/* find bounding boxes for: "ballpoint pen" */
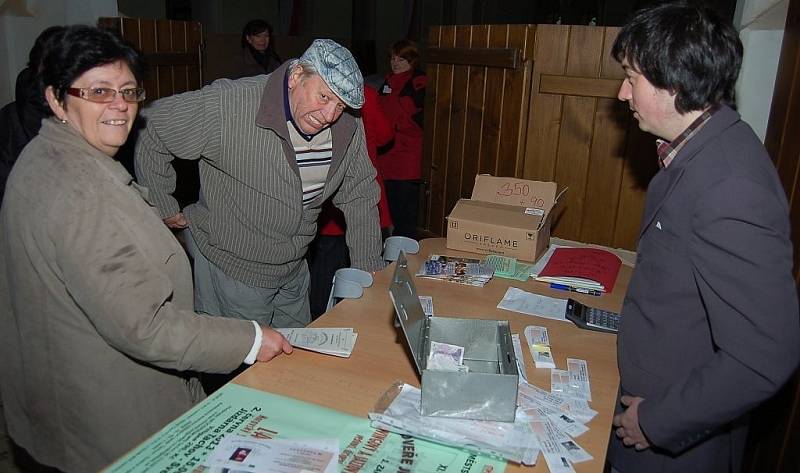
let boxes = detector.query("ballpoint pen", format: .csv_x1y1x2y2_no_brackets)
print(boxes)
549,283,603,296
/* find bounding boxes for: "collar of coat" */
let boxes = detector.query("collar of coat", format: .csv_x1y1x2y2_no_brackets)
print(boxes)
254,61,359,180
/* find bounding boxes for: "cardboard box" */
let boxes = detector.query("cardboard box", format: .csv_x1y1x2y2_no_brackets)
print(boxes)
389,253,518,422
446,175,566,262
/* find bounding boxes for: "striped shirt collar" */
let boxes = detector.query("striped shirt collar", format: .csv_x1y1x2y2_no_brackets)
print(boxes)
656,105,718,169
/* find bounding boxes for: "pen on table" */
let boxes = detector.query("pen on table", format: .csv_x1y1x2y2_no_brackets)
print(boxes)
549,283,603,296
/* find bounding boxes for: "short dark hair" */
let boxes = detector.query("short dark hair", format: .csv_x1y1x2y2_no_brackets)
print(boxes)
390,39,420,70
241,19,274,51
28,26,66,72
611,1,743,113
40,25,145,114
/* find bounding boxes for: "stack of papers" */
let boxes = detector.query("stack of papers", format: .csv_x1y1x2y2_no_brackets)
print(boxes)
485,254,535,281
369,384,541,465
416,254,494,287
517,362,597,473
276,327,357,358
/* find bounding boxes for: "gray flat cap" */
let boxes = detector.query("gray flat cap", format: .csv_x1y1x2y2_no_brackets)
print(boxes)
299,39,364,109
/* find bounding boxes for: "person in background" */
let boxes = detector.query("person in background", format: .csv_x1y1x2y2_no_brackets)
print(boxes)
0,26,65,202
308,83,394,319
232,19,281,78
377,39,426,239
0,25,291,472
607,3,799,472
135,39,384,332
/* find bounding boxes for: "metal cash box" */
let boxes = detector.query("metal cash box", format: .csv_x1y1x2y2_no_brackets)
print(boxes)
389,253,519,422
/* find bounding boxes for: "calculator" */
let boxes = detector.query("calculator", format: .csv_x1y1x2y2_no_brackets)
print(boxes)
565,299,621,333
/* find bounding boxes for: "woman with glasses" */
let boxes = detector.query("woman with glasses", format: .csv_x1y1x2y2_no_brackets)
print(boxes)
0,25,291,472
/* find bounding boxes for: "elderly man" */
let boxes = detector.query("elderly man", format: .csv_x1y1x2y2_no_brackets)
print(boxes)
608,2,799,473
136,39,383,328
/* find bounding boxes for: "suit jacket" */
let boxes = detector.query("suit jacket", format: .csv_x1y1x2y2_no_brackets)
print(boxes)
0,119,255,472
608,105,800,473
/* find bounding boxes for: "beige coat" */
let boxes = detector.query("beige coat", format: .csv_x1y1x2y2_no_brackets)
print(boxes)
0,119,256,472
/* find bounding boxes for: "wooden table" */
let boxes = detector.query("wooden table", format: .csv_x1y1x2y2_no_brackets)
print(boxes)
235,238,630,472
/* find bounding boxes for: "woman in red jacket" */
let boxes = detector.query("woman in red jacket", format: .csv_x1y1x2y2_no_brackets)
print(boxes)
307,84,393,319
377,39,426,239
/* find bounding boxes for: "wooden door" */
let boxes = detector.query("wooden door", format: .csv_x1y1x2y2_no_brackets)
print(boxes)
422,23,655,251
522,24,655,250
422,24,535,238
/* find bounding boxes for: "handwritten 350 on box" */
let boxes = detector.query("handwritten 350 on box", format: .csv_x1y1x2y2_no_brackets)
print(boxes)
446,174,567,263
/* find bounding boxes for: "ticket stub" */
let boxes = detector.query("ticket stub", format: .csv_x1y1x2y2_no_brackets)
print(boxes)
524,325,550,345
528,413,576,473
561,398,598,424
531,345,556,369
418,296,434,316
525,409,593,464
551,369,570,395
567,358,592,402
525,326,555,369
485,254,517,278
511,334,528,382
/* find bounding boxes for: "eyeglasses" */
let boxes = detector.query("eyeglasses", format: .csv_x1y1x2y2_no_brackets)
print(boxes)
65,87,146,103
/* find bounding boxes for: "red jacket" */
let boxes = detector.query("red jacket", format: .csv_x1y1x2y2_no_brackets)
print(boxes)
376,69,426,181
318,85,393,235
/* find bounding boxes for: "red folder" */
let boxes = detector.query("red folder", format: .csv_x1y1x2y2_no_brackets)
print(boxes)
536,247,622,292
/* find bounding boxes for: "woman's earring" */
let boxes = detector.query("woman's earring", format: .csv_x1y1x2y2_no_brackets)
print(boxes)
60,118,67,124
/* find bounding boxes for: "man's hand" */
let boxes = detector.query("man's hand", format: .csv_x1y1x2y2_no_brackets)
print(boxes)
613,395,651,451
163,212,188,229
256,326,293,362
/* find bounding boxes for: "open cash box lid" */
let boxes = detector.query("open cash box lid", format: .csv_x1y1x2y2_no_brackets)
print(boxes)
388,252,428,374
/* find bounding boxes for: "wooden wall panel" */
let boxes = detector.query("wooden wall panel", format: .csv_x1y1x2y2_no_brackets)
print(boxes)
99,17,203,104
478,25,505,176
424,25,454,236
157,21,175,99
523,25,569,182
495,26,530,179
441,26,471,229
461,25,489,198
420,26,440,237
522,24,652,250
422,23,651,250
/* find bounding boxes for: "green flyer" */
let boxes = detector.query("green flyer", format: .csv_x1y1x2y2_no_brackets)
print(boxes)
106,383,506,473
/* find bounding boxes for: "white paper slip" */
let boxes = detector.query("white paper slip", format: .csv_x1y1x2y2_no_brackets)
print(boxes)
497,287,569,321
545,409,589,438
418,295,434,316
529,413,576,473
523,409,592,463
551,369,571,396
524,325,550,345
511,334,528,383
517,381,571,412
559,437,593,464
204,435,338,473
276,327,357,358
567,358,592,402
524,326,556,369
563,398,598,424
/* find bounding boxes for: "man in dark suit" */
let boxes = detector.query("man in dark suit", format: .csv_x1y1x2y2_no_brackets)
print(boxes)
607,2,800,472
